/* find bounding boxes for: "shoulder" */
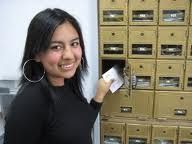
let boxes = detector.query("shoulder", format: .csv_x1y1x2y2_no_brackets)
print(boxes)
8,82,49,118
16,82,47,104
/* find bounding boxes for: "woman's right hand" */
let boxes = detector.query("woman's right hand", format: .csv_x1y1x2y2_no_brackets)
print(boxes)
93,78,113,103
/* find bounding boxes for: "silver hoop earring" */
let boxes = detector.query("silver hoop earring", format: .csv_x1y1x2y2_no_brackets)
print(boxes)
22,59,45,83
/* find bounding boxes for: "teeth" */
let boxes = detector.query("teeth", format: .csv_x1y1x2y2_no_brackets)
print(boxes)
61,64,73,69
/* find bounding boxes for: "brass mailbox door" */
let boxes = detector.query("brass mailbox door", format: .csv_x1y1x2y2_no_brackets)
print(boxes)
100,26,127,57
129,0,158,25
129,26,157,58
119,90,154,119
101,89,154,118
187,27,192,59
101,121,125,144
156,60,184,90
157,27,187,59
152,125,177,144
159,0,190,25
101,90,122,117
154,91,192,120
128,59,156,89
184,61,192,91
99,0,128,25
178,126,192,144
126,123,151,144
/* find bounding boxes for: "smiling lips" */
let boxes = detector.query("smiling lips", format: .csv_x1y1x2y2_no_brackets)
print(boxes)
60,63,74,70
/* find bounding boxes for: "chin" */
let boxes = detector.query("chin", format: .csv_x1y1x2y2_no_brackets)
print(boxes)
64,72,76,79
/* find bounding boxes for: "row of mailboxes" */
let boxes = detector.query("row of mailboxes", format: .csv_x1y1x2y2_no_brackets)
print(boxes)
101,121,192,144
99,0,192,25
101,90,192,120
100,59,192,91
99,26,192,59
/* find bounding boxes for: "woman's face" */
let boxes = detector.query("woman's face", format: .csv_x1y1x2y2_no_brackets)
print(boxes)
37,22,82,86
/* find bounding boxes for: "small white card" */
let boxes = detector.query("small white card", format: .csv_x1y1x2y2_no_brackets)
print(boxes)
102,66,123,93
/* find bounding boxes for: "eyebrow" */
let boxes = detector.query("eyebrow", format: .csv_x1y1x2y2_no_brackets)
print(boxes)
70,37,80,42
50,37,80,44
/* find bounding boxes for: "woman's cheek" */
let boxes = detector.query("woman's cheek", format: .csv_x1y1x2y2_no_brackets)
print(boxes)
74,47,82,59
46,53,61,65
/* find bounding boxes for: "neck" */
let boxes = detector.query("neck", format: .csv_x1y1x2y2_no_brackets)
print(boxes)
47,76,65,86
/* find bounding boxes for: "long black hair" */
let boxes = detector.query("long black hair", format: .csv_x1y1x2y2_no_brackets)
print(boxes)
20,8,88,101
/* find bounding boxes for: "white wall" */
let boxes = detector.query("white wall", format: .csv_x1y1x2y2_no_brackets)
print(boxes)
0,0,100,144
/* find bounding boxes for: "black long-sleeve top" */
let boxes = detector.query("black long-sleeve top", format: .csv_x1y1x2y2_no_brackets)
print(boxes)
4,82,102,144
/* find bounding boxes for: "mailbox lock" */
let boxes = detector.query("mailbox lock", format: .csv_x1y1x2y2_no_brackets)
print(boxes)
111,0,115,2
112,32,115,36
170,33,174,37
163,131,166,133
180,96,184,100
140,33,144,36
136,129,140,132
168,66,172,69
139,65,143,68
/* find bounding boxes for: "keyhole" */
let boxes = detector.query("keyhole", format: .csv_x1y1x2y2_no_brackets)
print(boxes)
168,66,172,69
112,32,115,36
170,33,174,36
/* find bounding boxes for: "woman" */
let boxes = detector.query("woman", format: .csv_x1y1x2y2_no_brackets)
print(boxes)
4,8,112,144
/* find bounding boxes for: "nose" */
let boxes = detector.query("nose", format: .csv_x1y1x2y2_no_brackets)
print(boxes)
62,45,73,59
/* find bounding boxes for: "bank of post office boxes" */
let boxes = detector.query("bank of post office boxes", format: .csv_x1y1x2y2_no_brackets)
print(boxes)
100,121,125,144
178,126,192,144
187,27,192,59
159,0,190,25
184,61,192,91
129,0,158,25
128,26,157,58
100,26,127,57
126,123,151,144
156,60,184,90
157,27,187,59
154,91,192,120
101,89,154,119
99,0,128,25
152,125,178,144
128,59,155,90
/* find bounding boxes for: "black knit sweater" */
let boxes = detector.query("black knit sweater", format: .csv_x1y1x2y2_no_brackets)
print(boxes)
4,82,102,144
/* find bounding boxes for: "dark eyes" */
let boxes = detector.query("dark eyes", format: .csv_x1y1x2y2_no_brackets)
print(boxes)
50,45,63,51
49,41,80,51
71,41,80,47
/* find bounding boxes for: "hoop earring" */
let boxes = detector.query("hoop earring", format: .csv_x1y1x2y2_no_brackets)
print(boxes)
22,59,45,83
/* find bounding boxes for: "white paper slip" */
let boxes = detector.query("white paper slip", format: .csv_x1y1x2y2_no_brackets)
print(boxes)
102,65,124,93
